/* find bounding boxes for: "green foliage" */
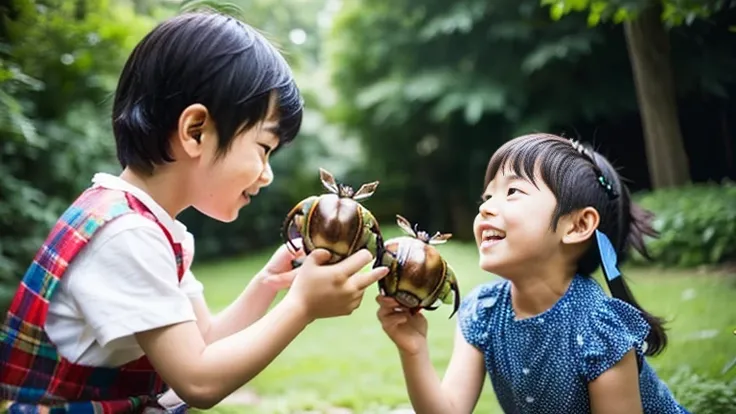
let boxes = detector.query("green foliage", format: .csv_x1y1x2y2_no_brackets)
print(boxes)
327,0,736,241
327,0,639,236
633,182,736,267
0,0,157,311
540,0,736,27
180,0,245,17
668,366,736,414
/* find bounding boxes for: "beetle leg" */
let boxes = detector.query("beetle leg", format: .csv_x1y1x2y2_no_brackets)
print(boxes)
281,206,302,253
281,197,316,254
361,210,388,292
445,265,461,319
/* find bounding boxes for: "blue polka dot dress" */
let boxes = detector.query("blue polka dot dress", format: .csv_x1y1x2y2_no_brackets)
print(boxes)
458,274,690,413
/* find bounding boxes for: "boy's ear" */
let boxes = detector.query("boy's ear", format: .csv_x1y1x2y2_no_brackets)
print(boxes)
177,104,212,159
561,207,600,245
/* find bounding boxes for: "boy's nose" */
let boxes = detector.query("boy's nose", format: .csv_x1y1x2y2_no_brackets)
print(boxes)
259,162,274,187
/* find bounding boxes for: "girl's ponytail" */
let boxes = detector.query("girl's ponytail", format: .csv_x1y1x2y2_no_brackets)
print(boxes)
614,185,668,356
571,139,668,357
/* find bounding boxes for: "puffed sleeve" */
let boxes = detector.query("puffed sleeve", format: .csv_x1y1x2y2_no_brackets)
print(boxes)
578,298,650,382
458,281,505,350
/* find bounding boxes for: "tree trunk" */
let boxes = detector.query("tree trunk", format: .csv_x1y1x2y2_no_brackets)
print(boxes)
722,108,734,178
623,2,691,188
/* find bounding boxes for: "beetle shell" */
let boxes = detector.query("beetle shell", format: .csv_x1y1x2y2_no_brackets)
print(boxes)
379,236,448,309
305,194,368,261
281,168,382,268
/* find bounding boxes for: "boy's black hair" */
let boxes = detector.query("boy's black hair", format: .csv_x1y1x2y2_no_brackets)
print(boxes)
483,133,667,357
112,11,303,174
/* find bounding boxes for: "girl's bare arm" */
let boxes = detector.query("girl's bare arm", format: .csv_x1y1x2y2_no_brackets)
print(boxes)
400,326,487,414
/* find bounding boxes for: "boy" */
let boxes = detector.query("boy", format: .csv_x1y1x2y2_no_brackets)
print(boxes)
0,11,388,413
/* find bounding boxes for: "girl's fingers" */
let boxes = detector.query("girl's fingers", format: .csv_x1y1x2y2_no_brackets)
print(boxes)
380,312,408,329
376,304,397,318
375,294,405,308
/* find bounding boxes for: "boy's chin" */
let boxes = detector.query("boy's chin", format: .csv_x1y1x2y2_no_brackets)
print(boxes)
196,205,241,224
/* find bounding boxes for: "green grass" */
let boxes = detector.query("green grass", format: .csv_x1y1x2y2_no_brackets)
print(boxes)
191,227,736,413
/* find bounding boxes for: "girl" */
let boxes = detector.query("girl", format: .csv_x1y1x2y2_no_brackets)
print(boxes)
377,133,688,413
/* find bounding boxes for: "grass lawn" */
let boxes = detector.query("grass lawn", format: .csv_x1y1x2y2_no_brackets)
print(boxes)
191,226,736,413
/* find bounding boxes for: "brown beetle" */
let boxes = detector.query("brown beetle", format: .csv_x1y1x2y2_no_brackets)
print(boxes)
282,168,383,268
376,215,461,318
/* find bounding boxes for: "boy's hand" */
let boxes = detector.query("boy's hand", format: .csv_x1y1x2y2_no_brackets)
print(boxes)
376,295,429,356
258,238,306,292
284,248,389,321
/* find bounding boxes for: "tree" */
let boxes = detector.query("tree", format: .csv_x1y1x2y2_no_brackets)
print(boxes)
327,0,644,237
540,0,735,188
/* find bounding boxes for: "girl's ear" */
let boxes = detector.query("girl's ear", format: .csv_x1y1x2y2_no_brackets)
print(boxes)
561,207,599,245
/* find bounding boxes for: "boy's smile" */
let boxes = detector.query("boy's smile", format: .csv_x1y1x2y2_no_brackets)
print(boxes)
181,95,282,223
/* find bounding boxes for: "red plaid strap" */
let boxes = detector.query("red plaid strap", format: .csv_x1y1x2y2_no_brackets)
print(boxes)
0,186,186,413
123,192,185,282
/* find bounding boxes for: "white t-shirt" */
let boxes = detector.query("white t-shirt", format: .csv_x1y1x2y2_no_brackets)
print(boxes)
45,173,205,368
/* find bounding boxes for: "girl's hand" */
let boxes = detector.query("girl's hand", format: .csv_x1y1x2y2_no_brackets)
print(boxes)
376,295,429,356
257,238,306,292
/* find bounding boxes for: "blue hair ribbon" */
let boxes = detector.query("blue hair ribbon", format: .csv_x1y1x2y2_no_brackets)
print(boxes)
596,229,620,281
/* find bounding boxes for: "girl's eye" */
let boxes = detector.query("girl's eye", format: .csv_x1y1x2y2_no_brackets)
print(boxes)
508,187,520,196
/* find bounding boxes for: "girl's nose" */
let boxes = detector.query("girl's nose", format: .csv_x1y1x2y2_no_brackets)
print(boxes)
478,198,498,217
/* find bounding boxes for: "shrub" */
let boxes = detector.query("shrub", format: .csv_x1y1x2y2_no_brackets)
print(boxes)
667,366,736,414
633,182,736,267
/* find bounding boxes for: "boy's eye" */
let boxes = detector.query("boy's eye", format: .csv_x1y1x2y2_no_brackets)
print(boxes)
258,143,272,155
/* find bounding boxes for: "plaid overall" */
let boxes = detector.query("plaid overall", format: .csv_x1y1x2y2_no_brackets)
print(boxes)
0,186,185,413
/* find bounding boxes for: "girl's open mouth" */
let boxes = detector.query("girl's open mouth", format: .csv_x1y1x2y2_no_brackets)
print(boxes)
481,228,506,249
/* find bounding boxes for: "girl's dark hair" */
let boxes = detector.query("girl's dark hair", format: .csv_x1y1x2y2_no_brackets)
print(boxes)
484,133,667,356
112,11,303,174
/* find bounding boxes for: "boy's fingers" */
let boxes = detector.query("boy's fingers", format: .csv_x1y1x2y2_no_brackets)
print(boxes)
303,248,332,266
349,266,388,290
332,249,374,277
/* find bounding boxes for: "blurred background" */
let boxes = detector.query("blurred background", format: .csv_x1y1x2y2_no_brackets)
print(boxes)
1,0,735,412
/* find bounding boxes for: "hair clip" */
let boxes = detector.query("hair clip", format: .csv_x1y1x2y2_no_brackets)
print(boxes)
569,139,618,200
597,174,618,200
569,139,586,156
